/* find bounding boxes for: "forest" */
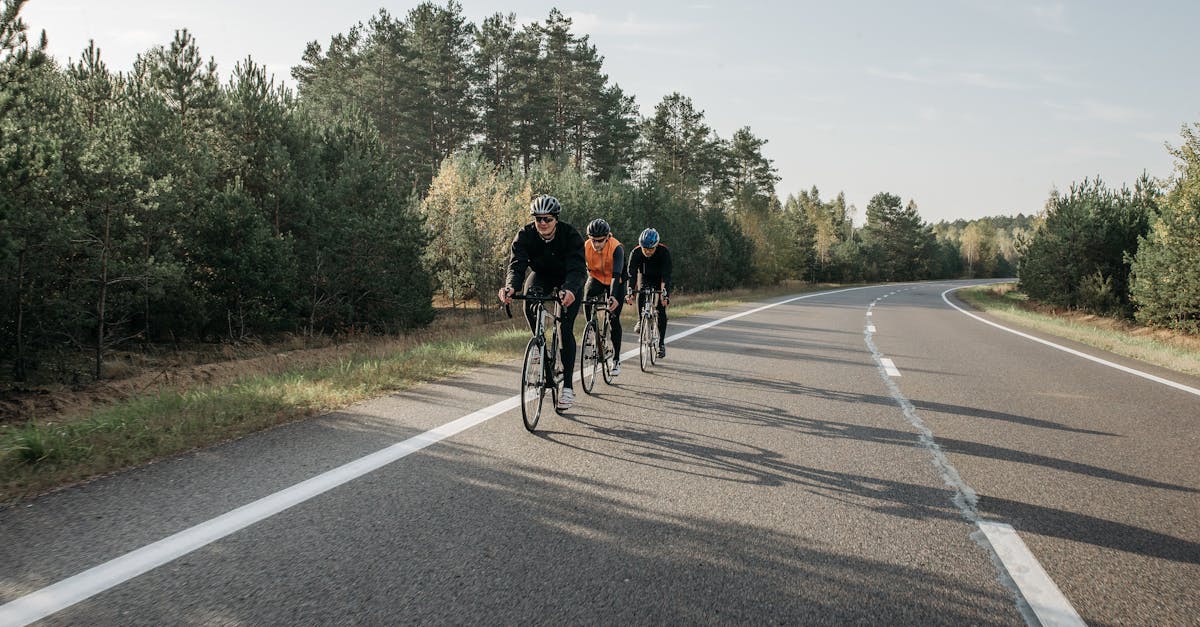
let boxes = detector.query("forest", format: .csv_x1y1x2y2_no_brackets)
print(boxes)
2,0,1197,384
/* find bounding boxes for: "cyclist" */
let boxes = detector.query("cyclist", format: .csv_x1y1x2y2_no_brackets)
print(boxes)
498,195,587,410
626,227,673,359
582,218,626,376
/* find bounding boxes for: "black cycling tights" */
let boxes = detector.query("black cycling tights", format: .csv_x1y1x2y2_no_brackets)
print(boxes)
636,292,667,345
583,279,623,356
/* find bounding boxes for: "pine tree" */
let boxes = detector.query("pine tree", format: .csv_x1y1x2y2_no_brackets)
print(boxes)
1131,123,1200,332
642,93,712,207
861,193,934,281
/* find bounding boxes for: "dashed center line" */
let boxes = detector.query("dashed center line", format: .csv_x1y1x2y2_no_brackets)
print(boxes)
865,287,1082,627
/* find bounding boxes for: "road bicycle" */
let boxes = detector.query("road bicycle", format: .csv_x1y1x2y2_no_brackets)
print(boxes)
505,289,567,431
636,287,663,372
579,295,617,394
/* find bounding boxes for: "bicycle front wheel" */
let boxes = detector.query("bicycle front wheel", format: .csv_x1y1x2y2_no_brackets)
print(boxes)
580,321,600,395
639,316,653,372
520,338,547,431
649,317,659,366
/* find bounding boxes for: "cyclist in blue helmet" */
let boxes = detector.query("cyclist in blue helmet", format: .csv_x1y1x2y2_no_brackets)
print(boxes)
626,228,673,358
498,194,587,410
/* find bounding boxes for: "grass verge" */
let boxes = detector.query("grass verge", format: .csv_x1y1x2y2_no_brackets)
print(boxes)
957,283,1200,378
0,283,822,503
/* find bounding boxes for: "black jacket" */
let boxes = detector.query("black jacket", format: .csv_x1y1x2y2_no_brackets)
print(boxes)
505,221,588,296
627,244,673,293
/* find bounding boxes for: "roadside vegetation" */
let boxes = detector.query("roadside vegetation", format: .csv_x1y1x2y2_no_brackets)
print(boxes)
958,283,1200,378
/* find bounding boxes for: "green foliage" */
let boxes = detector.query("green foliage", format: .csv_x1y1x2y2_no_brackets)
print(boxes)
421,150,524,305
1131,123,1200,333
1019,176,1156,314
860,193,935,281
1077,270,1119,315
1,18,437,382
0,0,47,118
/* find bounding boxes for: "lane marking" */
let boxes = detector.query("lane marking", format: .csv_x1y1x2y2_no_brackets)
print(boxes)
0,397,521,626
942,287,1200,398
978,522,1087,627
868,324,876,333
864,297,1080,627
880,357,901,377
2,285,884,625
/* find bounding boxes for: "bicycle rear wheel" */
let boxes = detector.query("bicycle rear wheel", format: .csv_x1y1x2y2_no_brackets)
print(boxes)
639,317,653,372
580,321,600,395
520,338,547,431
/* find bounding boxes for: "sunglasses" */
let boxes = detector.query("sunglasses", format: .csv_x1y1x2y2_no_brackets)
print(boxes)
589,236,608,244
534,215,556,223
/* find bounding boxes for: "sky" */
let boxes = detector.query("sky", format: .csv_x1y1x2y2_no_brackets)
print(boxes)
18,0,1200,224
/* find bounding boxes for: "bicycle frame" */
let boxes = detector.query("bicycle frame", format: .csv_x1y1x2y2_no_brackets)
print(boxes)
581,296,616,392
506,290,566,430
636,287,662,371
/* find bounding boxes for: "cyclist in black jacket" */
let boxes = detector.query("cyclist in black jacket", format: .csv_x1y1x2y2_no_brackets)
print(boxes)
625,228,672,358
498,195,587,410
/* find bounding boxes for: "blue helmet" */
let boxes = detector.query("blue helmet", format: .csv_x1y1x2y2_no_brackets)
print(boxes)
638,228,659,248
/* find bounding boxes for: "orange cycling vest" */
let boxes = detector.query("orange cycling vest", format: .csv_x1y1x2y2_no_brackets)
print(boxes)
585,236,622,286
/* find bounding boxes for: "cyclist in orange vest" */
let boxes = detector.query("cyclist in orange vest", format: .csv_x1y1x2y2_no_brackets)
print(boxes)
582,219,627,376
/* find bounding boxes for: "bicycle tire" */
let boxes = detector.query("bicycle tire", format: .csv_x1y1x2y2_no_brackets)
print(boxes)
550,329,566,415
580,320,600,395
639,316,653,372
520,338,546,431
650,313,661,365
600,320,614,385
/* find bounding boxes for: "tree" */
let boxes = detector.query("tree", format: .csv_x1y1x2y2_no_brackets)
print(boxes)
421,150,523,305
403,1,477,189
1,0,53,379
67,43,152,378
861,193,934,281
1019,177,1155,313
0,0,45,118
474,12,518,167
642,92,712,207
728,126,780,202
587,83,639,182
1130,123,1200,332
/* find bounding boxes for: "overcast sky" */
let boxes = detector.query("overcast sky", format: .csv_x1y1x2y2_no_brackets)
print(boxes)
20,0,1199,224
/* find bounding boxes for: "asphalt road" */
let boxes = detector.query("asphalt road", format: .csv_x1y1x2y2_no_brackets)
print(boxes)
2,281,1197,625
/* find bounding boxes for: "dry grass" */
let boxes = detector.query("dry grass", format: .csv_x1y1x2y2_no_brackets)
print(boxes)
958,283,1200,377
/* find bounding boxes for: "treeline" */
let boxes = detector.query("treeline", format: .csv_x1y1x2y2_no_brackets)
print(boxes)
1,3,433,382
5,0,1195,385
1018,124,1200,332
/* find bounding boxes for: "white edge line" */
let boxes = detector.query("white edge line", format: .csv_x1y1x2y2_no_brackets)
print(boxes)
1,284,881,626
977,521,1086,627
942,287,1200,398
0,396,521,626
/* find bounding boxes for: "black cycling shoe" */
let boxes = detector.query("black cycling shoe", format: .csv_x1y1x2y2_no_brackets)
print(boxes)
657,343,666,358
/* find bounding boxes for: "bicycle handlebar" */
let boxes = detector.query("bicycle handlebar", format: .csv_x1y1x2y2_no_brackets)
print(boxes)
500,289,562,319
